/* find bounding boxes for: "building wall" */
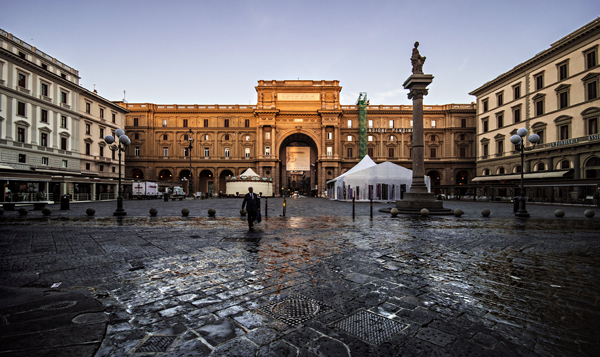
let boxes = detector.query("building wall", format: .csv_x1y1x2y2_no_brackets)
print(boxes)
471,18,600,182
121,80,476,196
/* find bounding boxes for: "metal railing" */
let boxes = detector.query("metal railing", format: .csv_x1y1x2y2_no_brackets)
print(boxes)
4,192,53,202
99,193,116,200
73,193,89,201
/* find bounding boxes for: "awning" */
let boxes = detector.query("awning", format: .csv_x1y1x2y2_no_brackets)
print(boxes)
0,177,52,182
34,169,81,175
0,165,15,170
471,170,569,182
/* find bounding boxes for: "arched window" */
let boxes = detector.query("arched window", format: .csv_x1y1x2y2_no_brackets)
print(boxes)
536,162,546,171
497,167,505,175
225,134,230,140
560,160,570,169
483,169,490,175
460,134,465,141
163,134,168,140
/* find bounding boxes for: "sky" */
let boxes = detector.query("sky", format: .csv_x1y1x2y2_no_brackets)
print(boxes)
1,0,599,106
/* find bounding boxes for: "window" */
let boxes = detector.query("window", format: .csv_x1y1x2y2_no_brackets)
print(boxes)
534,96,545,116
61,137,67,150
99,146,104,157
482,119,489,133
389,120,394,128
327,132,332,140
62,160,67,168
85,124,91,135
41,133,48,147
184,147,189,157
265,146,270,156
430,148,436,158
42,157,49,166
245,148,250,157
482,144,488,158
388,148,394,158
389,135,394,142
100,165,104,172
265,132,271,140
368,147,374,157
461,118,467,128
100,128,104,138
41,83,49,97
61,116,67,128
459,147,466,158
163,147,168,157
535,130,545,144
204,147,209,157
558,62,568,80
224,148,230,157
112,150,115,160
245,119,250,127
41,63,48,70
133,118,139,126
431,120,436,128
85,143,91,155
410,120,413,127
368,135,373,142
112,167,115,173
583,73,599,101
163,134,168,140
85,102,90,113
483,169,490,176
347,120,352,128
513,84,521,99
347,135,352,142
183,119,188,127
559,91,569,109
100,108,104,119
588,117,598,135
245,135,250,141
498,167,505,175
112,113,116,123
430,135,436,142
204,134,209,140
85,163,90,170
17,127,25,143
17,154,25,163
368,120,373,128
18,52,26,59
347,148,353,158
224,134,229,140
497,93,503,106
460,134,465,141
560,160,570,169
497,140,504,155
60,91,67,104
61,73,66,79
497,114,503,128
224,119,229,127
409,148,413,158
134,133,139,140
559,125,569,140
204,119,208,127
18,73,26,88
482,99,488,112
162,119,167,127
17,101,26,116
585,47,597,69
135,147,140,156
534,73,544,90
537,162,546,171
327,146,333,156
513,107,521,123
41,109,48,123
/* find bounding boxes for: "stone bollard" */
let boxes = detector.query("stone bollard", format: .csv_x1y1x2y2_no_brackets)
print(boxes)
86,208,95,216
149,208,158,216
481,209,491,217
454,208,464,217
420,208,429,216
554,209,565,217
182,208,190,216
240,209,247,216
584,209,595,218
18,207,28,216
208,208,216,217
42,208,52,216
390,208,399,217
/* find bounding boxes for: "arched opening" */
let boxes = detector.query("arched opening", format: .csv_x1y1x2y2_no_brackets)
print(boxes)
219,170,234,196
158,169,172,181
199,169,213,195
558,160,571,169
585,156,600,178
427,170,441,194
279,133,318,196
179,169,191,194
132,168,144,180
497,167,505,175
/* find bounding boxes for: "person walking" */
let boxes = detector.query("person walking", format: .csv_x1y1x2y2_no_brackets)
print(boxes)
241,186,260,230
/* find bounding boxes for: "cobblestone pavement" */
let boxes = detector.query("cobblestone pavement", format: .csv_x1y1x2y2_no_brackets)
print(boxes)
0,198,599,356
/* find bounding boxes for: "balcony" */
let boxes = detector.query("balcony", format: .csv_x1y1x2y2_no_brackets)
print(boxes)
17,86,30,95
60,102,71,109
39,95,52,102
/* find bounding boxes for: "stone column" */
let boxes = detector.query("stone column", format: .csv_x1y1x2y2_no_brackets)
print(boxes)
404,76,432,193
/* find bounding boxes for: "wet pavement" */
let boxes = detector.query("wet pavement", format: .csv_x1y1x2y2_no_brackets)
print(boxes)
0,197,599,356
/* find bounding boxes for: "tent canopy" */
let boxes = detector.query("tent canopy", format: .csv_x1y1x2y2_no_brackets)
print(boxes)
239,168,260,177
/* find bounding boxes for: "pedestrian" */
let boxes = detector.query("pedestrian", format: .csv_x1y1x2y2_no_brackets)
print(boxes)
241,186,260,230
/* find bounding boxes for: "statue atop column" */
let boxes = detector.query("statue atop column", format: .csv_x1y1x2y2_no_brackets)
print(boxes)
411,41,426,74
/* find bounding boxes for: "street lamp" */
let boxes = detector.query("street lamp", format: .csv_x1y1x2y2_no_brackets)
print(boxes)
510,128,540,217
104,128,130,216
185,128,194,197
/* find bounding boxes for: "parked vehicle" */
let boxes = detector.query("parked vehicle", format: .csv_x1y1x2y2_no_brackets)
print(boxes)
132,182,162,199
172,186,185,197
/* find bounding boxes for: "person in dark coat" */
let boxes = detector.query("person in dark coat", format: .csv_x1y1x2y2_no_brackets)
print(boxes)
241,186,260,230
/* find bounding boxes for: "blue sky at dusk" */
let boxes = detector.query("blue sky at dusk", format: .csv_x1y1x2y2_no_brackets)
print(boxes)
1,0,598,105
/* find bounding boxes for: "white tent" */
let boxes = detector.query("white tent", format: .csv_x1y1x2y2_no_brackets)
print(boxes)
326,158,430,201
226,168,273,196
326,155,377,200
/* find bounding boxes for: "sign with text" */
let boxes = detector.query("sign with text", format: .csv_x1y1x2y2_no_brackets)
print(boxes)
278,93,320,101
286,147,310,171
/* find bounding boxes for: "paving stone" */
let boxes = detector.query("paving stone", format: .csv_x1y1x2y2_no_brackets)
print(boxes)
196,318,243,347
209,337,258,357
415,327,456,348
397,337,453,357
299,336,350,357
257,340,299,357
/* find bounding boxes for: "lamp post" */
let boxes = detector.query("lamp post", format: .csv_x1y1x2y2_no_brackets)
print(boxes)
104,129,130,216
185,128,194,197
510,128,540,217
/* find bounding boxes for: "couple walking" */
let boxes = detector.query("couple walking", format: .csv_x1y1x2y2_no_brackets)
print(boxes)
241,187,261,230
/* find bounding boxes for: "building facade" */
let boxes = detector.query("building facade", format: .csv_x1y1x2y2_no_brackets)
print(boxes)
120,80,476,197
470,18,600,202
0,29,129,202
